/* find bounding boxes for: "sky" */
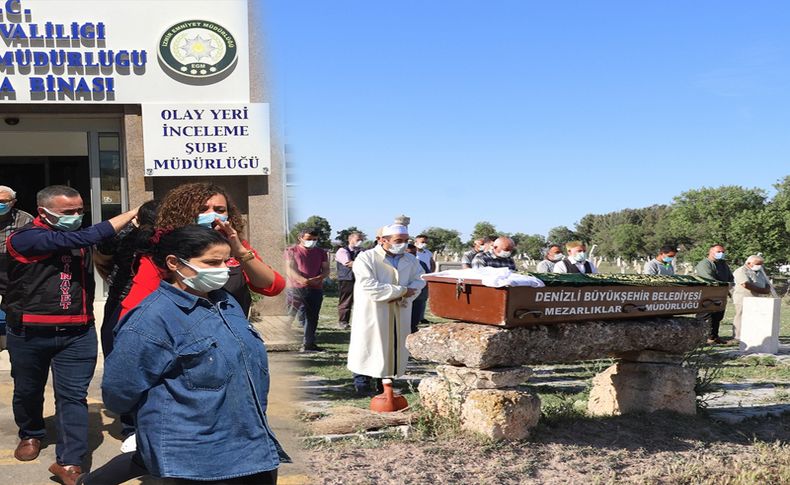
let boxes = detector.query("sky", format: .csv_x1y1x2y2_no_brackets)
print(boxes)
258,1,790,242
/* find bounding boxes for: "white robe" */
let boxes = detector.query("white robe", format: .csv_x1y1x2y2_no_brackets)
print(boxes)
347,245,426,378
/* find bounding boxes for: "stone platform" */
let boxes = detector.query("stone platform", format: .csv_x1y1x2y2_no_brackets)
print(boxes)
407,317,706,368
407,318,708,441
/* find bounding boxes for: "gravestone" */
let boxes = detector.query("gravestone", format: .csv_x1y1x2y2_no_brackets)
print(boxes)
739,297,781,354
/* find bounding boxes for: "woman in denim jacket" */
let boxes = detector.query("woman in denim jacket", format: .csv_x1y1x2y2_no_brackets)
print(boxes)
80,225,287,484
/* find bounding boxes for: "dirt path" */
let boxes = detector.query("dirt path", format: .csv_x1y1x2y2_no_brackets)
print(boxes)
305,412,789,484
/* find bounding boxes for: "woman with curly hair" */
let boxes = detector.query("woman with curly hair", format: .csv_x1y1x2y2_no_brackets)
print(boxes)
120,182,285,319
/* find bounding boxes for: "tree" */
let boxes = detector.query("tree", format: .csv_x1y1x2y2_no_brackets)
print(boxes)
336,226,367,246
574,214,597,244
666,185,766,251
610,223,644,260
639,205,674,255
728,207,788,268
470,221,498,243
511,233,545,260
767,175,790,264
421,227,464,255
289,215,332,249
770,175,790,235
547,226,578,246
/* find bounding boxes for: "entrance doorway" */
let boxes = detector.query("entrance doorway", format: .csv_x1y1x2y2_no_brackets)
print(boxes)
0,116,126,298
1,154,92,223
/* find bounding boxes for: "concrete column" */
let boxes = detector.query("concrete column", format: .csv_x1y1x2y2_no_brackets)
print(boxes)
248,0,287,315
123,105,153,207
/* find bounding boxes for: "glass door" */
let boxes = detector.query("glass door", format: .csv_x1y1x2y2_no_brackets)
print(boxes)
0,114,126,301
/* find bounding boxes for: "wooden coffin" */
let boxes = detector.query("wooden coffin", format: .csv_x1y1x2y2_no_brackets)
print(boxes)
424,275,729,327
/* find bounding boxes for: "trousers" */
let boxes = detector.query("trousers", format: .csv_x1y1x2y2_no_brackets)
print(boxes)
7,324,97,466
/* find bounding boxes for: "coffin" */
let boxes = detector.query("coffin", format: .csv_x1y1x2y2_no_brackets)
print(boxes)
424,273,729,327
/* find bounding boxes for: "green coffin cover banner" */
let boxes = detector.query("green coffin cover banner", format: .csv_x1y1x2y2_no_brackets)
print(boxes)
526,273,728,287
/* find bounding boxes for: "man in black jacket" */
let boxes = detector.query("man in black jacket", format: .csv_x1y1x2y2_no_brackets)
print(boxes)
2,185,137,485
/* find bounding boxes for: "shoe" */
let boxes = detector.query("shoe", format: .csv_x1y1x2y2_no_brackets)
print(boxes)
48,463,82,485
715,337,731,345
300,344,325,352
706,338,717,345
354,385,375,397
420,319,430,324
336,322,351,330
120,433,137,453
14,437,41,461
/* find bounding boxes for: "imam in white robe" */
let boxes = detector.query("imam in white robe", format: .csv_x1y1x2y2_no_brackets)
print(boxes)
347,245,426,378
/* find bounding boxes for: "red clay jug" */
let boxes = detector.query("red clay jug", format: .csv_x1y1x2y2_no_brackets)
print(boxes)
370,379,408,412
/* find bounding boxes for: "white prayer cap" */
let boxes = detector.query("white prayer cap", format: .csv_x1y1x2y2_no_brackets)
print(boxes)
382,224,408,237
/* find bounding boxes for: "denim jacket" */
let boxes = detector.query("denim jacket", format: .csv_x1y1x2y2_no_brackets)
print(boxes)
102,281,288,480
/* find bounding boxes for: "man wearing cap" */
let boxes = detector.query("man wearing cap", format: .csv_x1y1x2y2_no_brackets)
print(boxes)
553,241,598,274
471,236,517,270
347,224,426,395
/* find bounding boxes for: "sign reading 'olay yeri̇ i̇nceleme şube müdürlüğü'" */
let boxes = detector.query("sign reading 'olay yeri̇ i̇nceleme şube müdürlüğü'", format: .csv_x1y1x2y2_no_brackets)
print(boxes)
142,103,270,177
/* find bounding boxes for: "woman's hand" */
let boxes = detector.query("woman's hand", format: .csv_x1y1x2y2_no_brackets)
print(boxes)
214,219,246,257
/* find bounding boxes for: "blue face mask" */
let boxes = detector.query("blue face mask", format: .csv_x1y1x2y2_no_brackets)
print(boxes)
714,251,725,260
0,202,11,215
42,207,83,232
662,256,674,263
196,212,228,228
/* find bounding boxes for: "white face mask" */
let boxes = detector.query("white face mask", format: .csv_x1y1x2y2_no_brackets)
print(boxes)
750,264,762,272
177,259,230,293
353,240,363,248
572,252,587,263
387,242,407,255
551,253,564,262
495,250,512,259
415,242,427,250
302,240,318,249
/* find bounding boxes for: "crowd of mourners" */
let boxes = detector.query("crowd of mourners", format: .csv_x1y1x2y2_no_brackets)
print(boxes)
0,183,286,485
289,223,778,398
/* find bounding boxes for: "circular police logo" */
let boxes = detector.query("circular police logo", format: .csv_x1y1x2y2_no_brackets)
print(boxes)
158,20,239,85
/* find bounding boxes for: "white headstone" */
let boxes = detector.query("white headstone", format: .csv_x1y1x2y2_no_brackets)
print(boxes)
739,297,781,354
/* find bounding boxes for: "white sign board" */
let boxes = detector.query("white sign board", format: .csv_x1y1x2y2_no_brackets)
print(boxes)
0,0,250,103
142,103,270,177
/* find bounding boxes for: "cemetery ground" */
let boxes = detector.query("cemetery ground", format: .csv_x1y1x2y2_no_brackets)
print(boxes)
297,293,790,484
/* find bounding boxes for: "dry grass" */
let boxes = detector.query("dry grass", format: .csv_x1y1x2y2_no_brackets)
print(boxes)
306,413,790,484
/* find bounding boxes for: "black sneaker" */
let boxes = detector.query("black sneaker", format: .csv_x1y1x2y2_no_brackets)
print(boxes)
354,384,375,397
373,378,384,394
300,344,325,353
420,319,430,324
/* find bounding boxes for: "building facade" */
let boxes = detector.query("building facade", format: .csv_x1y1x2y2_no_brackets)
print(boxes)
0,0,287,313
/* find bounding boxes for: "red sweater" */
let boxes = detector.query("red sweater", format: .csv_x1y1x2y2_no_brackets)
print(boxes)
120,242,285,317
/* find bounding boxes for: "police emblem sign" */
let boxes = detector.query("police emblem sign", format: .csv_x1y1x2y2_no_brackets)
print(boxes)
157,20,239,85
